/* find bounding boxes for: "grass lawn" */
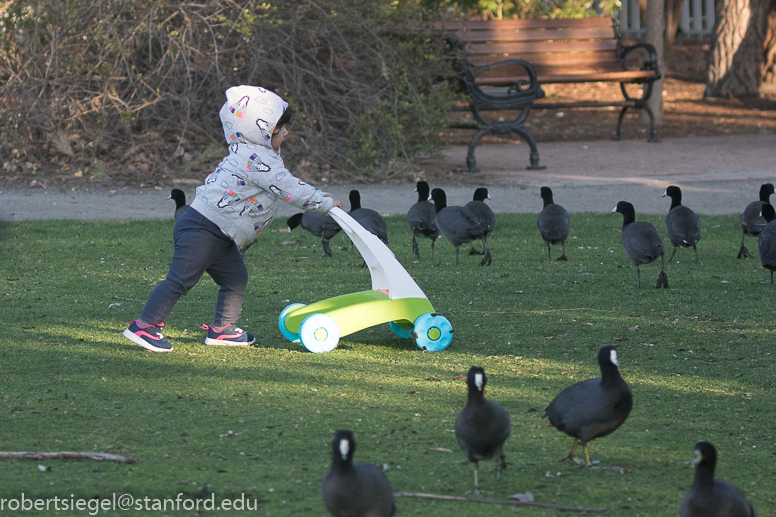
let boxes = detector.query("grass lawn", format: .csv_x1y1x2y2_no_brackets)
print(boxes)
0,212,773,516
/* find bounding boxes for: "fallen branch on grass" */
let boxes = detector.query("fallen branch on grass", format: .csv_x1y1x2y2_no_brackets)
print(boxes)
467,308,612,315
0,451,137,463
393,492,607,512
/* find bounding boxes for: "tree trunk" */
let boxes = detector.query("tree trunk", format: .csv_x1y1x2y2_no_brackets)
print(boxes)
764,6,776,86
636,0,682,47
666,0,685,46
638,0,648,25
644,0,666,125
706,0,773,97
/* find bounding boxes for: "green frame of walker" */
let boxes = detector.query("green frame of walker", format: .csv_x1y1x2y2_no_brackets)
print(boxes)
278,207,453,353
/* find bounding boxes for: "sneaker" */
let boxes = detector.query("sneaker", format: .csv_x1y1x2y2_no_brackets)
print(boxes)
202,323,255,346
123,320,173,352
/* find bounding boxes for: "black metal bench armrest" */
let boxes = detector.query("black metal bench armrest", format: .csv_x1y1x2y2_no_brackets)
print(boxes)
445,33,466,51
620,42,661,80
477,58,542,89
446,33,544,105
459,62,544,107
467,61,545,108
476,58,539,82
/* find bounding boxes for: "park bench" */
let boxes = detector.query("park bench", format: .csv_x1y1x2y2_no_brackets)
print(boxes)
439,17,661,171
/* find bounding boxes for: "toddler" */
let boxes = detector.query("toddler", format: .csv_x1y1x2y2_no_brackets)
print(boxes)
123,85,342,352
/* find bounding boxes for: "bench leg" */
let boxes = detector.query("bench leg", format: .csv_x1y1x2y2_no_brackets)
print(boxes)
511,127,546,170
641,104,661,142
466,125,546,172
613,106,629,141
613,105,661,142
466,128,490,172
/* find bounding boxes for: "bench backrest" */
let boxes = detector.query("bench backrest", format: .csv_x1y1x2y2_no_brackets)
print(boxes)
439,17,625,84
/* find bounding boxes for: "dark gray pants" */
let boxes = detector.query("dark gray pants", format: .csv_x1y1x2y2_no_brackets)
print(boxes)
140,208,248,327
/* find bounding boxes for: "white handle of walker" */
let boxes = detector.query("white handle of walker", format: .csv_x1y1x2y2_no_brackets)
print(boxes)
326,207,427,301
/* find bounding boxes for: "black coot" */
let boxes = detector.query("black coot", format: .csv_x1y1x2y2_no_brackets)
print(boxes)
287,211,341,257
757,203,776,283
407,181,439,260
662,185,701,264
321,430,396,517
349,190,388,245
680,441,756,517
454,366,510,493
544,346,632,466
465,187,495,256
612,201,668,288
738,182,774,258
168,189,189,221
537,186,570,261
430,188,492,266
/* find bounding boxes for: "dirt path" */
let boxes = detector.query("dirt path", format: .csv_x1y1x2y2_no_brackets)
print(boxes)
2,134,774,221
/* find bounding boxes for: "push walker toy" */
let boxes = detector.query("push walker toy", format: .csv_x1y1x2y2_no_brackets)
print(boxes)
278,207,453,353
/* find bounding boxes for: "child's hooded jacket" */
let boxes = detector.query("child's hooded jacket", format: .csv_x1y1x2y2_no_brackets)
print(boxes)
190,85,334,250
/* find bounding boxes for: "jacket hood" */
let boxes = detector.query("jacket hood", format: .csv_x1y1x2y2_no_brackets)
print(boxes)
219,85,288,149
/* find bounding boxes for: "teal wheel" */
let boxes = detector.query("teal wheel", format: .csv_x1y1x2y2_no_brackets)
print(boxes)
413,313,453,351
278,303,306,343
389,321,414,339
299,313,340,353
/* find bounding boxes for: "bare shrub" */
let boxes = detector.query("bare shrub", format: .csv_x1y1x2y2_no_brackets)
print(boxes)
0,0,456,183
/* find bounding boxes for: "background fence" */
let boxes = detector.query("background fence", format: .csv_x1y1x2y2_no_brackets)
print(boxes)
617,0,716,37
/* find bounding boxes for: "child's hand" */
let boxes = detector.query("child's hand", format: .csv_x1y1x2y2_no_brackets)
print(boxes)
323,193,342,210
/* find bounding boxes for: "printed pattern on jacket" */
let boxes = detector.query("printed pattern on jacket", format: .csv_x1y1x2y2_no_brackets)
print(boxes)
190,85,333,251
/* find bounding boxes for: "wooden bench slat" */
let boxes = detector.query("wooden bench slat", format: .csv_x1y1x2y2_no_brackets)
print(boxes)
478,63,624,79
434,17,614,31
455,26,616,43
535,62,623,72
466,39,619,55
469,51,621,67
474,70,658,86
533,65,627,76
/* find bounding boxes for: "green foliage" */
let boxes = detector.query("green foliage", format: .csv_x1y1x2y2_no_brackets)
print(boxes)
0,0,457,181
0,213,773,515
346,80,451,172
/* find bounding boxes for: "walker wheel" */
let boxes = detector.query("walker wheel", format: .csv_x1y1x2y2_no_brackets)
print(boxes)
412,313,453,352
299,313,340,353
389,321,414,339
278,303,306,343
